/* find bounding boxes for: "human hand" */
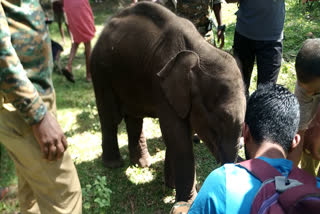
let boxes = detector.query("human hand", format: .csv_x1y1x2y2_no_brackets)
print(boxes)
217,29,225,49
31,112,68,161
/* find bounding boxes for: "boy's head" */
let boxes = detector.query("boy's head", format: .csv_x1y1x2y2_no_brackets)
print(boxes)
296,39,320,94
245,84,300,154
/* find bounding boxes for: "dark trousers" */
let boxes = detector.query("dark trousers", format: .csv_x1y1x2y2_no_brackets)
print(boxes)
233,31,283,96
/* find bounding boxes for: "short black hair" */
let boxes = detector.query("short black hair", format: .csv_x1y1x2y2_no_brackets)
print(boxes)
296,39,320,83
245,84,300,153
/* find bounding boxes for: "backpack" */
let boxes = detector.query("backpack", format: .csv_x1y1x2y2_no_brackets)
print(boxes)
238,158,320,214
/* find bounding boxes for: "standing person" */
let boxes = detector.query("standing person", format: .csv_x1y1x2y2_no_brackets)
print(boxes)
176,0,225,48
226,0,285,96
287,39,320,176
164,0,225,48
131,1,225,48
0,1,82,213
188,84,320,213
52,0,68,44
62,0,96,83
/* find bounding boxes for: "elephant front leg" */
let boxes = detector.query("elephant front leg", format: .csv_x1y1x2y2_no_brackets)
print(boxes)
101,124,123,168
159,115,197,202
164,148,176,189
175,156,197,202
125,116,151,168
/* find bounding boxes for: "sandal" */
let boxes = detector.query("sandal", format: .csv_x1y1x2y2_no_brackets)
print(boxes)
62,68,75,83
0,187,9,200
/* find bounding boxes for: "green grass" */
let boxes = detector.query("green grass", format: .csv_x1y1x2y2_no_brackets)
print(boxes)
1,0,320,213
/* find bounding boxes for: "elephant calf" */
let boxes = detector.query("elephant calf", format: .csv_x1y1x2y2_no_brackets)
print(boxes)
91,2,246,202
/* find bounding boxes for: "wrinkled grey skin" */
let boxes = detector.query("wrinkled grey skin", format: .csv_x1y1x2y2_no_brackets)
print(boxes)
90,2,246,202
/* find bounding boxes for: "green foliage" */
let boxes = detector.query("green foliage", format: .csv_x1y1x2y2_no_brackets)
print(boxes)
283,1,320,61
82,176,112,214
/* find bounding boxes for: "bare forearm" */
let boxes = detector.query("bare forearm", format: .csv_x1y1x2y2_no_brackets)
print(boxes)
213,3,222,26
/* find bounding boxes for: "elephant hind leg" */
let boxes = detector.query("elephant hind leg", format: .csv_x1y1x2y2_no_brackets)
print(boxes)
124,116,151,168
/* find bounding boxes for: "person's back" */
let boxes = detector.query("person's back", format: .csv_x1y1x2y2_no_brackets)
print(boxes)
188,84,320,214
236,0,285,41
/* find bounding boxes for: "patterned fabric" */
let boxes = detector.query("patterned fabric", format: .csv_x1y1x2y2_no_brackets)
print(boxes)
39,0,54,21
176,0,223,35
0,0,54,125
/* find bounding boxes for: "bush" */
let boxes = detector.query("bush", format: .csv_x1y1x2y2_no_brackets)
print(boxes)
82,176,112,214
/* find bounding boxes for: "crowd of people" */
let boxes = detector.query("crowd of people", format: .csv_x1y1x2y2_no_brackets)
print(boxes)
0,0,320,213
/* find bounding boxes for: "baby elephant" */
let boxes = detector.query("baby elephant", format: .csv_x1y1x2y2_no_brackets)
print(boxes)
91,2,246,202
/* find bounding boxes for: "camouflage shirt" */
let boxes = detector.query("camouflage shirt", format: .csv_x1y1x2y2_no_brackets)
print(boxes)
39,0,53,21
165,0,224,35
0,0,54,125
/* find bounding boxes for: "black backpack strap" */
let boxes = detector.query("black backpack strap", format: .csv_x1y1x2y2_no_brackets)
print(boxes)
238,158,282,182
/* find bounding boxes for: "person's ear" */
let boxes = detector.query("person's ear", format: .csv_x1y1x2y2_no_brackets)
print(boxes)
291,133,301,150
242,123,250,144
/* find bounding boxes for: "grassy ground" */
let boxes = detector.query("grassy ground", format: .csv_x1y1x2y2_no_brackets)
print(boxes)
0,0,320,213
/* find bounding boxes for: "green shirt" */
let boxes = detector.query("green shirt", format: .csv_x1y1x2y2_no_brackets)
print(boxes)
0,0,54,125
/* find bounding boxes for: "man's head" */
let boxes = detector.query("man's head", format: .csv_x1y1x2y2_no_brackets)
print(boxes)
244,84,300,159
296,39,320,95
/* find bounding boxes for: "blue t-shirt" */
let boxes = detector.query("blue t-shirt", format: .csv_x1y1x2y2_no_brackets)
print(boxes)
188,157,320,214
235,0,285,41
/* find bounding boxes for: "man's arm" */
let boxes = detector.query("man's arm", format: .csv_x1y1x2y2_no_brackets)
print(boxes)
212,1,225,48
0,2,67,161
0,3,46,125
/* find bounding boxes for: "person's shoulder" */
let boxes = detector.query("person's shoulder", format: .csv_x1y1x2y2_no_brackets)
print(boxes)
207,163,243,179
204,163,252,187
203,165,227,185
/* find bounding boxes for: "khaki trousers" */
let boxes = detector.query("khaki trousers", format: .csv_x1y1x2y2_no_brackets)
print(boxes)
0,108,82,214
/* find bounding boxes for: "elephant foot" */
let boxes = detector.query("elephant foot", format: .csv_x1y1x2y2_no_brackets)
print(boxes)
130,152,151,168
102,157,124,168
176,187,198,203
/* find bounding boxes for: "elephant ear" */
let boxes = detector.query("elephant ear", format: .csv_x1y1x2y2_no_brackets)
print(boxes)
157,50,200,119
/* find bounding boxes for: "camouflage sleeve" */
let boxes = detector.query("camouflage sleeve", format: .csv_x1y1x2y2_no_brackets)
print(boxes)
39,0,54,21
0,4,47,125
